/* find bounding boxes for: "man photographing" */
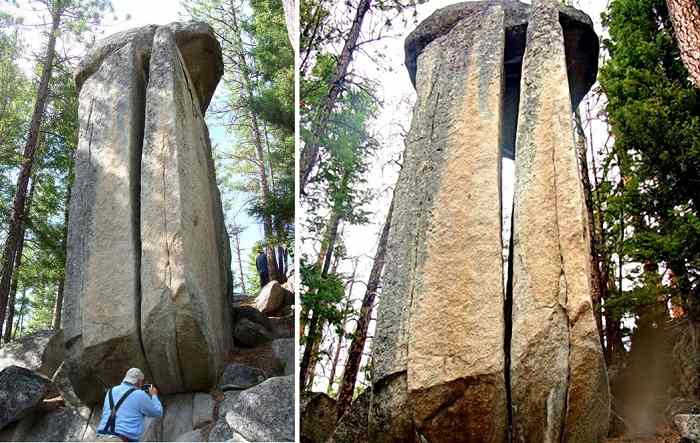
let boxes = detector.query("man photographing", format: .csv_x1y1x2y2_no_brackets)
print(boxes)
96,368,163,442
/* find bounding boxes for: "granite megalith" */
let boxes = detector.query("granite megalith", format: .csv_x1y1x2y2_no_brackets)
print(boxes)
63,21,232,404
362,1,610,442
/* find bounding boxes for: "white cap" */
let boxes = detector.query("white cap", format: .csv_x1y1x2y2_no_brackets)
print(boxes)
123,368,145,384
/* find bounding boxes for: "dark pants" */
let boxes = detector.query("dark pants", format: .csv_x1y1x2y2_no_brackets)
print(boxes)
259,272,270,287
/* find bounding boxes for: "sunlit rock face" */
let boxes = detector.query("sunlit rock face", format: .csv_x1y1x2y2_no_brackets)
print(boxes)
363,1,609,442
64,22,232,404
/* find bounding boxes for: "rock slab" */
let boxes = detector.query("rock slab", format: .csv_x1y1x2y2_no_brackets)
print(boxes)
510,1,609,442
140,25,232,395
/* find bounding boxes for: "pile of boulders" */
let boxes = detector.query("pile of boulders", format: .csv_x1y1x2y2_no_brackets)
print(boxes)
0,278,294,442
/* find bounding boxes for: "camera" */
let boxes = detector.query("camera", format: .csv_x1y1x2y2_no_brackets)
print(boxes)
142,383,154,393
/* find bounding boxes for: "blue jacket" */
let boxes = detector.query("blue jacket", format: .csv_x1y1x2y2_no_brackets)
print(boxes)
97,382,163,441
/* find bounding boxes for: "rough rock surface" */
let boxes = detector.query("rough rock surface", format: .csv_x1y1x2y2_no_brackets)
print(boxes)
271,338,294,376
140,26,232,395
269,313,294,339
301,392,338,443
366,0,608,441
161,393,195,442
233,318,274,347
225,375,294,442
63,38,151,404
0,366,51,429
510,1,609,442
674,414,700,441
65,20,230,403
327,390,370,443
0,330,63,377
219,363,266,391
192,392,215,429
175,428,203,442
255,281,286,314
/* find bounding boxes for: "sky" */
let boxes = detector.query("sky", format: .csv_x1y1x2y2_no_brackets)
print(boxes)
2,0,264,289
305,0,613,392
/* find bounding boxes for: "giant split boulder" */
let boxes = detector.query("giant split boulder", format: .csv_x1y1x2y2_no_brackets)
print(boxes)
365,1,609,442
64,21,232,404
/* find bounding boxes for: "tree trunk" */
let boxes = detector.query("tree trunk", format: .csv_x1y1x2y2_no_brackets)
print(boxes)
3,178,37,342
336,196,394,417
231,226,247,294
230,6,281,283
574,112,605,352
300,309,320,390
327,260,358,395
667,0,700,89
51,180,71,331
0,9,60,345
13,288,27,340
299,0,372,190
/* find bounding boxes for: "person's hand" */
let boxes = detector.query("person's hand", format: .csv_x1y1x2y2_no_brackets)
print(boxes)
149,385,158,397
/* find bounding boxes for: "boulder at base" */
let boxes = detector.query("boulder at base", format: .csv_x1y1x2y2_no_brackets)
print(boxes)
301,392,338,443
224,375,294,442
0,330,63,377
0,366,52,430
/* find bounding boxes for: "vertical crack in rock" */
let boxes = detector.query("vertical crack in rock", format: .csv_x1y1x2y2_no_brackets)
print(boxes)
66,21,228,403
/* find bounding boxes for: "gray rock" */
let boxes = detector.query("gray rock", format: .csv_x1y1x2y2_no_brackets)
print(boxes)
161,393,194,442
233,319,274,348
192,392,215,429
674,414,700,441
140,25,231,395
208,418,233,442
18,405,90,441
64,37,151,405
0,329,63,377
141,416,163,441
176,428,203,442
510,2,609,442
255,281,289,314
0,366,51,429
219,390,243,416
301,392,337,443
268,313,294,339
271,338,294,377
219,363,266,391
225,375,294,442
233,306,273,331
75,21,222,113
328,389,370,443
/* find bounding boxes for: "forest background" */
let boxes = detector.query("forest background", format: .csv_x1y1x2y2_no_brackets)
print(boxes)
0,0,294,341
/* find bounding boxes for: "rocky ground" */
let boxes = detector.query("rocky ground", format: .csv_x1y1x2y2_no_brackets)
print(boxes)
0,280,294,442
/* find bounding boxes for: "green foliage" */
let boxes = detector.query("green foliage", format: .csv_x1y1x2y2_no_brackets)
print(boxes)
599,0,700,318
0,0,112,338
300,257,347,343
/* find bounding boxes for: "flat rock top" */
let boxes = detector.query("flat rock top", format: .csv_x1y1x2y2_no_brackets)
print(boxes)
404,0,598,97
75,21,223,113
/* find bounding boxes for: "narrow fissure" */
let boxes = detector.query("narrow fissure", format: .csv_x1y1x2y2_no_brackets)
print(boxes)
134,51,154,380
502,23,526,443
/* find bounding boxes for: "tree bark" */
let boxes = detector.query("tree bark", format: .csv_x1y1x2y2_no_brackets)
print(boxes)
3,178,36,343
574,112,605,352
51,183,70,331
299,0,372,190
327,260,358,395
336,196,393,417
230,6,281,283
0,8,60,345
231,226,247,294
667,0,700,89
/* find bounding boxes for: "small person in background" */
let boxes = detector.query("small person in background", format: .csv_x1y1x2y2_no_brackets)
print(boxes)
256,248,269,287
